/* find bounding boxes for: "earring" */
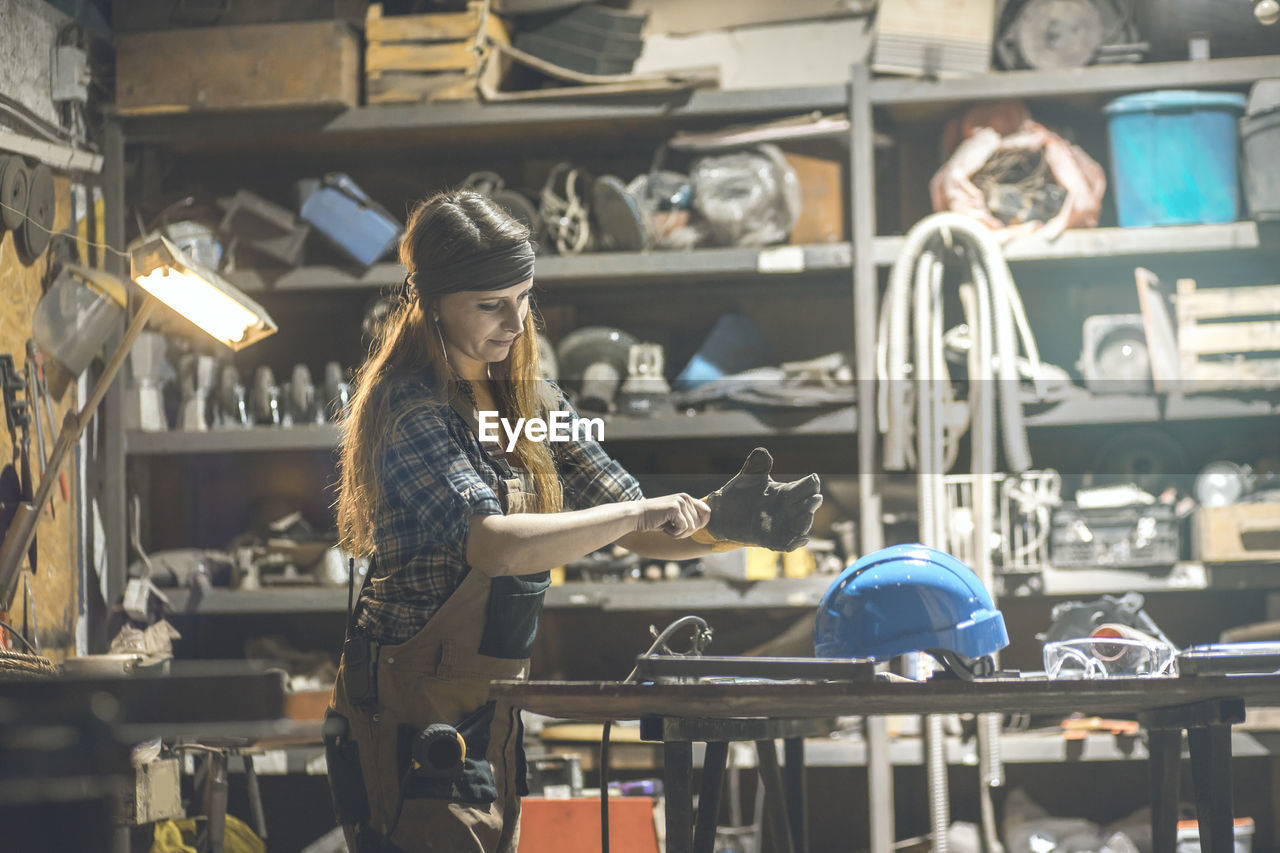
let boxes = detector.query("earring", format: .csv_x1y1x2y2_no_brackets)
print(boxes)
435,321,450,365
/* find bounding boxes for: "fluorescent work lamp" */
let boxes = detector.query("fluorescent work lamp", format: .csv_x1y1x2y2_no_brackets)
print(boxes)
0,235,278,611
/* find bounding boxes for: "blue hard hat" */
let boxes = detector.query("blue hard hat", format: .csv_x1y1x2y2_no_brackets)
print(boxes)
815,544,1009,663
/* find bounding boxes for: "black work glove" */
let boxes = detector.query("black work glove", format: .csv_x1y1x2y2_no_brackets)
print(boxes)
692,448,822,552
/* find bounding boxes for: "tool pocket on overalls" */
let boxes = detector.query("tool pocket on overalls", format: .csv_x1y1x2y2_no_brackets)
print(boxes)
400,702,499,804
323,709,371,826
478,572,552,659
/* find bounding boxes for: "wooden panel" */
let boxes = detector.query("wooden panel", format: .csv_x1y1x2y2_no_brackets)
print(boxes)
1180,320,1280,354
366,3,483,42
115,21,359,114
0,173,78,662
366,40,481,75
1177,286,1280,319
367,72,479,105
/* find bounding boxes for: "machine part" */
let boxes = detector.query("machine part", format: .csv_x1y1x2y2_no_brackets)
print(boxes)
250,365,282,426
591,175,647,252
0,156,29,231
1078,314,1151,394
323,361,351,422
464,171,540,238
1135,0,1280,58
216,363,250,428
616,343,672,417
20,164,55,261
555,326,638,412
814,544,1008,677
217,189,310,266
288,363,318,425
1086,426,1189,494
1004,0,1106,68
1050,501,1180,568
1194,460,1256,507
539,163,592,255
51,45,89,104
177,354,216,431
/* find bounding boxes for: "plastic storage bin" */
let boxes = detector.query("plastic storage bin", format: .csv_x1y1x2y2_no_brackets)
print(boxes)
1104,90,1247,226
1241,78,1280,220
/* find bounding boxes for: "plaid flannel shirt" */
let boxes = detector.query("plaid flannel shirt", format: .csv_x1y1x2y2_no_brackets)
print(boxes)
356,375,642,644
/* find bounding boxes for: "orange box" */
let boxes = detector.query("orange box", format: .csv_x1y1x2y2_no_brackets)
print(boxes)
519,797,659,853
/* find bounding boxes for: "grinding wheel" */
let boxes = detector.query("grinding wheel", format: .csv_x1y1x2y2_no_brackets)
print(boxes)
20,163,55,260
0,156,29,232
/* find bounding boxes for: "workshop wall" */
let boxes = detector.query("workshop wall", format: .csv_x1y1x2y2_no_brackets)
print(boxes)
0,172,79,660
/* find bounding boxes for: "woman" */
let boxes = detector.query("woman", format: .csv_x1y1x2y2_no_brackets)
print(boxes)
326,190,821,853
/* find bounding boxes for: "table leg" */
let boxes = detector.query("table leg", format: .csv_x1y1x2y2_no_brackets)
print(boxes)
694,741,728,853
755,740,796,853
783,737,808,853
1148,728,1181,853
198,751,228,853
1189,724,1234,853
665,740,694,853
242,754,267,840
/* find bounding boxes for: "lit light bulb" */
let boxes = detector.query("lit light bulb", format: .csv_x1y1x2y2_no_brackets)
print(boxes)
1256,0,1280,25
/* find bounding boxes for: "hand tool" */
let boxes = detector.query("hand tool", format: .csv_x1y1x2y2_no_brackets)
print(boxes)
29,343,68,504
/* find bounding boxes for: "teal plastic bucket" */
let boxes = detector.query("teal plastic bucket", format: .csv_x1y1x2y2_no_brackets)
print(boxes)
1104,90,1248,226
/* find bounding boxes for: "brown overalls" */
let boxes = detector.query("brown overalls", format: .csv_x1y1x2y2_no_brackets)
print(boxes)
326,400,547,853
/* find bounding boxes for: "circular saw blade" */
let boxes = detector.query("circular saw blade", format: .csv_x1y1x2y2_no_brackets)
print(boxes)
0,156,30,232
20,163,55,261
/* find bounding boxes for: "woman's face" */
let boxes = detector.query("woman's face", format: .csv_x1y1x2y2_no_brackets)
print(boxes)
435,278,533,378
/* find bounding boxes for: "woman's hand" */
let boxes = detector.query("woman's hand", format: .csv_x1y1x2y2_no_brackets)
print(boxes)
635,494,711,538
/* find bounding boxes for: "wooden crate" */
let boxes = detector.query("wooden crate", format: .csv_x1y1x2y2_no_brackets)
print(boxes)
365,2,508,105
1195,504,1280,564
116,20,359,115
1176,278,1280,391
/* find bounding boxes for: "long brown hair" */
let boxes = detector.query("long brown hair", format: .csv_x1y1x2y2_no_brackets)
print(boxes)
336,190,561,556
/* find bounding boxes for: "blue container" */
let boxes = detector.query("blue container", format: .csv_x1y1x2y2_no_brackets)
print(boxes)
1104,90,1248,227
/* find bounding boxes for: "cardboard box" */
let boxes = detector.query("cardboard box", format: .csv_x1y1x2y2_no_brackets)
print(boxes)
873,0,996,78
116,20,359,114
1195,504,1280,564
784,144,847,245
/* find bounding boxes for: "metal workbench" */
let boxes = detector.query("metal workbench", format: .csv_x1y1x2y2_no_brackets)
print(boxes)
492,673,1280,853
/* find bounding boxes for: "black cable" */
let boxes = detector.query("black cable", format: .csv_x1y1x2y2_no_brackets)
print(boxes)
600,720,612,853
0,619,38,654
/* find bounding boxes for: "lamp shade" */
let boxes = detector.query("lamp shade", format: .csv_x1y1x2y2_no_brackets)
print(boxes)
130,234,277,350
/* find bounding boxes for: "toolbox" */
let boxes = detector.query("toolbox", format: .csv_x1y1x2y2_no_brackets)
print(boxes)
299,174,401,267
1050,502,1180,568
1194,503,1280,564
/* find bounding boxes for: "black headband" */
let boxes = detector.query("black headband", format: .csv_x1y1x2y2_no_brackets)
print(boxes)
408,241,536,298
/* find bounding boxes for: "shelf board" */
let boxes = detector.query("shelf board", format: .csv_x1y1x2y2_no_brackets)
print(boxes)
119,84,850,151
162,575,833,616
125,390,1280,455
873,221,1274,267
870,55,1280,116
227,243,853,294
1022,389,1280,428
225,223,1276,294
126,407,857,455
